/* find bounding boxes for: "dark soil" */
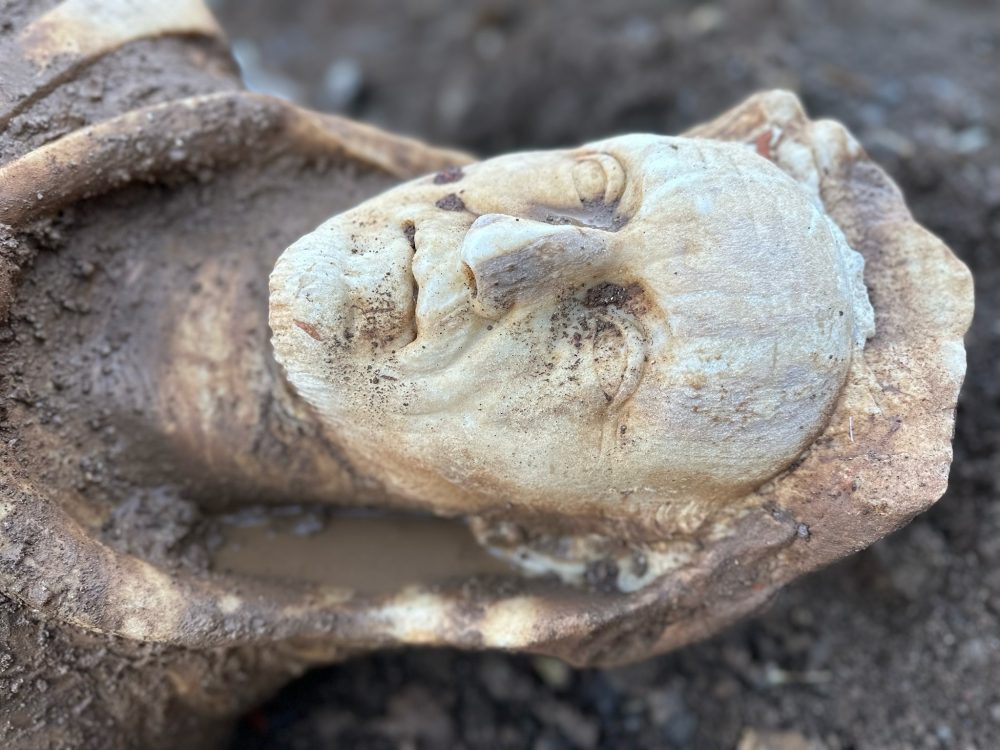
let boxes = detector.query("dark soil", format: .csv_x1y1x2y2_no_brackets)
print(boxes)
214,0,1000,747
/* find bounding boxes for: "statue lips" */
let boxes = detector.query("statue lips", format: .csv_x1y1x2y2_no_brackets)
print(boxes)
397,214,486,376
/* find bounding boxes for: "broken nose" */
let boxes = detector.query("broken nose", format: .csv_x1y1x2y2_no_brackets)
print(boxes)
460,214,609,320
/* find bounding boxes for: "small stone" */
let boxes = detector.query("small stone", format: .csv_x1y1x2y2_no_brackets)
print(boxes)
532,656,571,690
322,58,363,111
687,5,725,35
737,728,824,750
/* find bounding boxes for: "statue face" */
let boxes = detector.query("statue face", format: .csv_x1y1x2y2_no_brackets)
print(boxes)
270,135,873,534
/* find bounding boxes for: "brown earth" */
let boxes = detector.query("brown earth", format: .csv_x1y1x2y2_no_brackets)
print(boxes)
213,0,1000,748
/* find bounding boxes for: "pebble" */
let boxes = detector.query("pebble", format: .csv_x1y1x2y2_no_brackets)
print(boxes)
532,656,571,690
737,728,823,750
322,58,364,111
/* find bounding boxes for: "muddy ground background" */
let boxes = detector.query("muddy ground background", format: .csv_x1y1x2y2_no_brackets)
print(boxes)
210,0,1000,748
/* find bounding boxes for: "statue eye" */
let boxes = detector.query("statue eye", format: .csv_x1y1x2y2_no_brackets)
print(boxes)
572,154,626,205
592,318,629,404
572,160,607,203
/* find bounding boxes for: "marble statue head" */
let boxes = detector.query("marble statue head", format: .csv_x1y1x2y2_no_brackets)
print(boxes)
269,134,874,535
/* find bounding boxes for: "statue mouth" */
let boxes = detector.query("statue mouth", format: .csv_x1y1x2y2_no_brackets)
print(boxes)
395,216,484,374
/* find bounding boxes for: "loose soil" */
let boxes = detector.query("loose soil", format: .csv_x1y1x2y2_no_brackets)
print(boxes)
214,0,1000,748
